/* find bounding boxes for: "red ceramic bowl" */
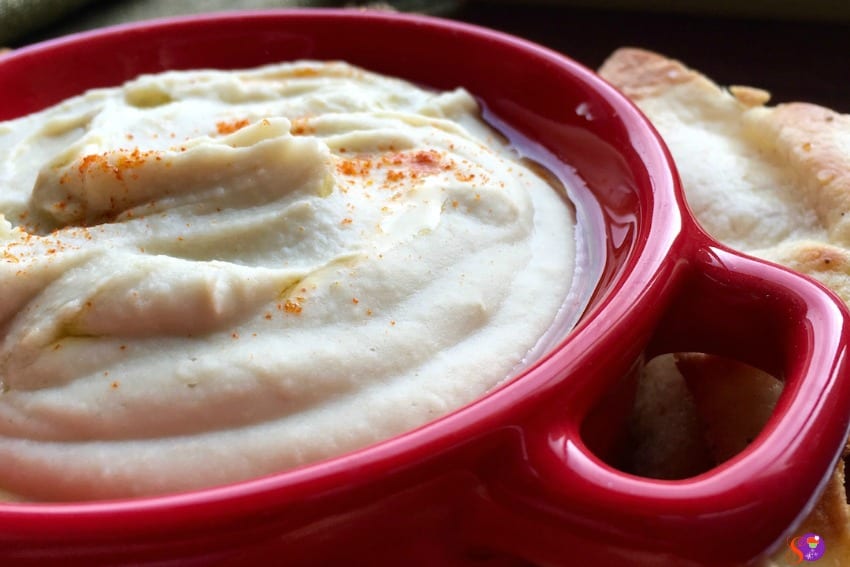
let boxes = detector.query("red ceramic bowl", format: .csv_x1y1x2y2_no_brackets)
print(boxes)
1,10,849,566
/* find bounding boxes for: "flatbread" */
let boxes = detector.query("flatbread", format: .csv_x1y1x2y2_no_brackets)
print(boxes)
599,48,850,566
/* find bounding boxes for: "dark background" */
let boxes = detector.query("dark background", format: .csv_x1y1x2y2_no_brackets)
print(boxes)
458,2,850,112
10,1,850,112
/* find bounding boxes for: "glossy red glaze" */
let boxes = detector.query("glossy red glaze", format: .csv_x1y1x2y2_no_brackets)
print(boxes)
1,10,849,566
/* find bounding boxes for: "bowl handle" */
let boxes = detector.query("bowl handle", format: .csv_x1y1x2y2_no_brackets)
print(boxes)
482,244,850,565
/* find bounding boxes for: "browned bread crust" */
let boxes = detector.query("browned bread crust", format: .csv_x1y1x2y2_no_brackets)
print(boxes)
600,48,850,566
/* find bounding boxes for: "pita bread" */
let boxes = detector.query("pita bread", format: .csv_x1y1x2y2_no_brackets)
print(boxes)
599,48,850,566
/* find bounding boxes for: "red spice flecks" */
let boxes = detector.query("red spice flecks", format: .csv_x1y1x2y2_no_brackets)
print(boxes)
290,117,315,136
77,148,162,185
414,149,441,166
216,119,250,135
293,67,320,78
284,300,302,314
115,147,153,169
376,149,447,190
337,157,373,176
386,170,405,183
382,149,443,172
78,154,107,176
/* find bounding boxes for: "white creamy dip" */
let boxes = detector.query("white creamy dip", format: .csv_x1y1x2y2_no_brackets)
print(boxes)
0,61,575,501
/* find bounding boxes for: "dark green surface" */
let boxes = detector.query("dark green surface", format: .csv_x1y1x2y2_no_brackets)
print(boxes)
483,0,850,22
0,0,96,43
2,0,463,44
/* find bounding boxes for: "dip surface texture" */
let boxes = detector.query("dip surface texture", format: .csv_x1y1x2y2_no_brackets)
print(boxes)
0,61,575,500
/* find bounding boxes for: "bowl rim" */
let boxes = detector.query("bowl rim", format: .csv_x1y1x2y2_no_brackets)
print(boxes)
0,7,682,525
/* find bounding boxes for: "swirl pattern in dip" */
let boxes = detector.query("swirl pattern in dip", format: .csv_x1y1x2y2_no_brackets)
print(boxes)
0,61,575,500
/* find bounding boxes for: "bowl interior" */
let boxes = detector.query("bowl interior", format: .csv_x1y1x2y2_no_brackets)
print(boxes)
0,11,667,324
0,10,680,512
